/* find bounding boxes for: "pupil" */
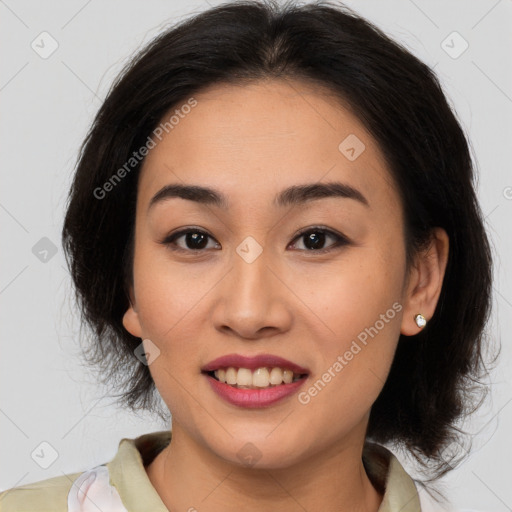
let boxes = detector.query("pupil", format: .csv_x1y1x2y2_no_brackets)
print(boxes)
187,232,207,249
305,232,325,250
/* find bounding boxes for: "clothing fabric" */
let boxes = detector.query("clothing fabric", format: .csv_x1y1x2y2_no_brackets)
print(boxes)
0,430,421,511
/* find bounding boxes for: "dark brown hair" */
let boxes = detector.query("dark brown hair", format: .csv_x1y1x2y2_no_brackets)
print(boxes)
61,0,494,481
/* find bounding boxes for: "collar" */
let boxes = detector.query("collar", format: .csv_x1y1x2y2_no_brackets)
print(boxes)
107,430,420,511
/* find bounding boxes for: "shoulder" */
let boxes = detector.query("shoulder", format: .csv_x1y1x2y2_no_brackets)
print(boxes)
0,431,171,512
0,471,82,512
0,465,129,512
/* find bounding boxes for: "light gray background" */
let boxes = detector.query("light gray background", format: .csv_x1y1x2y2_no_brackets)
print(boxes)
1,0,511,510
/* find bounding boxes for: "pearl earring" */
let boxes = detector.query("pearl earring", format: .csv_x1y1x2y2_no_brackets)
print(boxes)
414,314,427,329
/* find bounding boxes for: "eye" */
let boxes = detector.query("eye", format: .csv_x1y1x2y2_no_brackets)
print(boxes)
160,228,220,252
160,225,349,254
288,226,349,253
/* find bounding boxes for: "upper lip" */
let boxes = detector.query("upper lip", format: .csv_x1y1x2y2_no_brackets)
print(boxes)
201,354,309,374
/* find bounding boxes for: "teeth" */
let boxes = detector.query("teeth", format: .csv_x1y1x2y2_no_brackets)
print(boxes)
253,368,269,387
237,368,253,386
212,367,304,388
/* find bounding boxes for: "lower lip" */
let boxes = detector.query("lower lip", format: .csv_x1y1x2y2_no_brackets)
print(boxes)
203,373,308,408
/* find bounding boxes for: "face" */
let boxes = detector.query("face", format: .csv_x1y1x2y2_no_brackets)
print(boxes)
123,78,416,468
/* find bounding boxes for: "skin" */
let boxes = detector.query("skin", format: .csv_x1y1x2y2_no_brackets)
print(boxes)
123,78,449,512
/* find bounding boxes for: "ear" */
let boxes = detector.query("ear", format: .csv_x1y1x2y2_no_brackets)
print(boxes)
400,227,449,336
122,284,143,338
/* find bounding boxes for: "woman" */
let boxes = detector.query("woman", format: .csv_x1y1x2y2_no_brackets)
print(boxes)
0,0,493,510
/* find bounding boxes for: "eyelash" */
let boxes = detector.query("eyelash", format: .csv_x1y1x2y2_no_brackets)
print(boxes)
159,226,350,255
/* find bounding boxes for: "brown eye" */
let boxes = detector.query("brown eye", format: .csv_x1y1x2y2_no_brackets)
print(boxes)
160,225,349,255
161,229,220,252
289,227,349,253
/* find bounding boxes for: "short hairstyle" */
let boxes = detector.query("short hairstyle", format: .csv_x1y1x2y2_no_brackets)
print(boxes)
61,0,494,481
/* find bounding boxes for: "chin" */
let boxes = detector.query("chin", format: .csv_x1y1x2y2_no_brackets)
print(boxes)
213,433,306,470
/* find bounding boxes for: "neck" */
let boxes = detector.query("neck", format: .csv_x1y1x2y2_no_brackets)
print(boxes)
146,422,383,512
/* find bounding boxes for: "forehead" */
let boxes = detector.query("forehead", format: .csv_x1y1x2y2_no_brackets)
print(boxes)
137,78,398,213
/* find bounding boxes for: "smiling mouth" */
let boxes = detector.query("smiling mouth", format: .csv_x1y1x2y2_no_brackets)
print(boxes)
203,367,309,389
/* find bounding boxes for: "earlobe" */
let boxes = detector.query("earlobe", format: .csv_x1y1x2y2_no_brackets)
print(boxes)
400,227,449,336
122,286,143,338
123,306,143,338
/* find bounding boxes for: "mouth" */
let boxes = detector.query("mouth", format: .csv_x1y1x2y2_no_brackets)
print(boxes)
201,353,310,389
201,354,310,408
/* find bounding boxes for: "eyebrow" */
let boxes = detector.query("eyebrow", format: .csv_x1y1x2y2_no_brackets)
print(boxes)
148,181,369,213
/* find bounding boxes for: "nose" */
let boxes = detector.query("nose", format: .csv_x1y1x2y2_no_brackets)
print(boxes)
211,243,293,340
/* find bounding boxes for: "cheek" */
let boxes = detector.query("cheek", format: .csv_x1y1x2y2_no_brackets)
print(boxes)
292,243,404,409
133,235,201,333
297,295,402,433
296,243,404,342
130,240,214,375
131,249,208,417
